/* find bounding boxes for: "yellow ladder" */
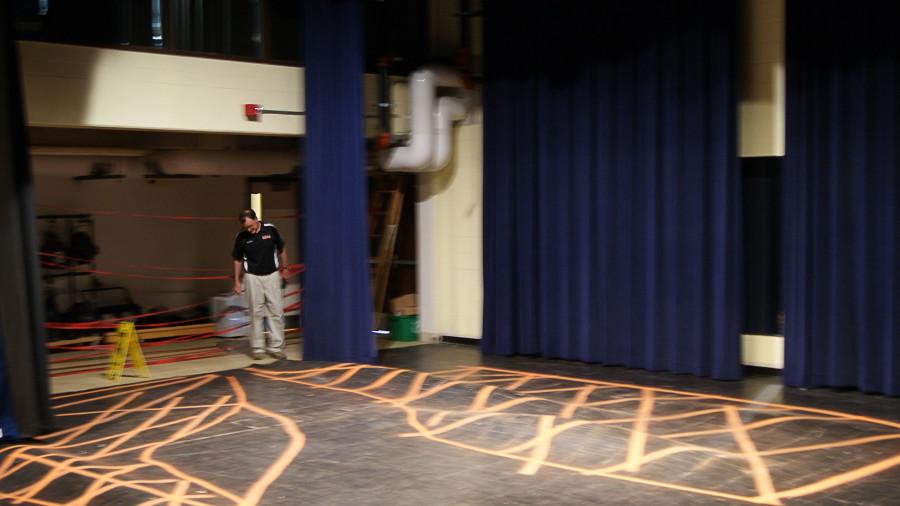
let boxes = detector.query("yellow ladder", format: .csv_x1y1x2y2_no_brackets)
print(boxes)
105,321,150,381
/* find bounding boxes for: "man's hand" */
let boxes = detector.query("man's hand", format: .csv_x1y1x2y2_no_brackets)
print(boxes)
278,247,290,280
233,260,243,295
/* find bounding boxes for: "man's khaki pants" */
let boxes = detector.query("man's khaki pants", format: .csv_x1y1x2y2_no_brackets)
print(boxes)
245,271,284,353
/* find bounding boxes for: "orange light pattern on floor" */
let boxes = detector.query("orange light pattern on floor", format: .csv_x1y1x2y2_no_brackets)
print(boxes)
3,364,898,505
0,374,304,505
249,364,900,505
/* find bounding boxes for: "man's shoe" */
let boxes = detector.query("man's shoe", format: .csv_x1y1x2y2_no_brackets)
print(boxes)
250,350,266,360
268,350,286,360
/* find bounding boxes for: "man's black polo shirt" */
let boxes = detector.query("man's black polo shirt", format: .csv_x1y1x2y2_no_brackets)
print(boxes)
232,224,285,275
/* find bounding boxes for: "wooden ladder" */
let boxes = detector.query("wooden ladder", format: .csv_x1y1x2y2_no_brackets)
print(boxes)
369,175,404,314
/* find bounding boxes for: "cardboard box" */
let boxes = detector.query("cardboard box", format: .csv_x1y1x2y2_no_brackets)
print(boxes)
394,306,418,316
390,294,417,314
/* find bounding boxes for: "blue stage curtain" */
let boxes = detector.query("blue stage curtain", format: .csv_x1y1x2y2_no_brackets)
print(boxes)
0,330,18,440
784,0,898,395
301,0,375,363
1,0,52,439
482,0,741,379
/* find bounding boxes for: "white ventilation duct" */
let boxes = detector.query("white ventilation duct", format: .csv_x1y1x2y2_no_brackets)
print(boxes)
383,66,468,172
432,96,467,169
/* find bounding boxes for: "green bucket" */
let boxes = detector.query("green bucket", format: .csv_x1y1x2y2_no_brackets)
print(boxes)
389,315,419,341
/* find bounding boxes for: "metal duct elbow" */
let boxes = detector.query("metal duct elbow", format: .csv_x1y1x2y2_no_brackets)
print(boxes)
382,66,467,172
430,96,467,171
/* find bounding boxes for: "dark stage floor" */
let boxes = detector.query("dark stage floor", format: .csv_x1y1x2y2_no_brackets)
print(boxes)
2,344,898,505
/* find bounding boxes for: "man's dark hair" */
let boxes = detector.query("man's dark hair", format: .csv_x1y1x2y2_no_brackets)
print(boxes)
238,209,258,222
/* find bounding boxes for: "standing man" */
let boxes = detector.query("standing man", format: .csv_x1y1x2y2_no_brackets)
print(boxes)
232,209,289,360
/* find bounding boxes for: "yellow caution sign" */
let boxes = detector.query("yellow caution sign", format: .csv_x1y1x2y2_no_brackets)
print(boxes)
105,321,149,381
